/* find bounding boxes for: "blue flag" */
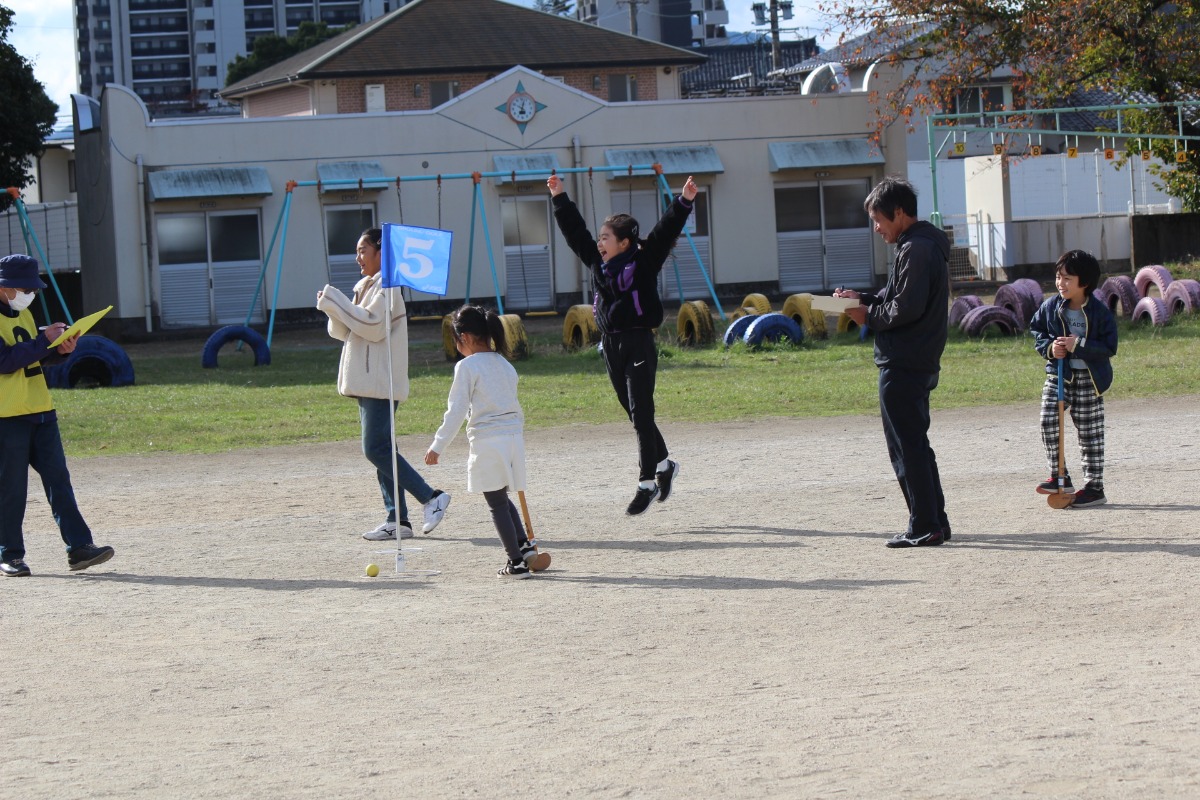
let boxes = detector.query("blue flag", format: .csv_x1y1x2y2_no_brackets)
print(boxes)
380,223,452,295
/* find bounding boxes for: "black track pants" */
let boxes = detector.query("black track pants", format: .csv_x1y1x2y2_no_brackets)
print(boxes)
601,329,668,482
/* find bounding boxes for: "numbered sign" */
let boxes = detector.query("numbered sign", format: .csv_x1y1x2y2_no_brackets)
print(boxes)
953,141,965,155
1067,147,1079,159
1141,150,1152,162
1104,148,1115,160
993,144,1004,155
380,223,453,295
1177,151,1189,164
1031,145,1042,157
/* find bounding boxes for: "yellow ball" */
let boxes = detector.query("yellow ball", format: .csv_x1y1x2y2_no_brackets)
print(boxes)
365,563,380,577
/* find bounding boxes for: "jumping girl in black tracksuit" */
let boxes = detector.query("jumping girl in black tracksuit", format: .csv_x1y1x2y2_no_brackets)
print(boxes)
547,173,697,516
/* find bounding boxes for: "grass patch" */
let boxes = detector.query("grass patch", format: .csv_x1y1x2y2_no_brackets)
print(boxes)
53,309,1200,458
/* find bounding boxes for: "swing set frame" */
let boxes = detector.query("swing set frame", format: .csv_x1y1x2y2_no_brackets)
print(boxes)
244,163,723,347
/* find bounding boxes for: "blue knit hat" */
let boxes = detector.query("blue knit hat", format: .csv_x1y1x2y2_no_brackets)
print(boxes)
0,254,47,289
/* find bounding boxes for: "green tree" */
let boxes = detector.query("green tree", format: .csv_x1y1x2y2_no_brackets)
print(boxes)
0,5,58,204
226,21,349,87
820,0,1200,209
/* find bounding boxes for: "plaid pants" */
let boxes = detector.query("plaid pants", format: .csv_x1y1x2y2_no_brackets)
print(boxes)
1039,367,1105,490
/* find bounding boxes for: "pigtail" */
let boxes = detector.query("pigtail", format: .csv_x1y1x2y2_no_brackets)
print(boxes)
484,309,510,360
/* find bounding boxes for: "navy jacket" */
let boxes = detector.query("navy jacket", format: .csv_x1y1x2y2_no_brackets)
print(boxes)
1029,294,1117,395
552,191,693,333
860,220,951,373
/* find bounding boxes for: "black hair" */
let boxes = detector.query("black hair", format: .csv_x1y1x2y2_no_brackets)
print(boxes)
1055,249,1101,297
601,213,641,248
360,227,382,249
863,177,919,221
451,304,510,359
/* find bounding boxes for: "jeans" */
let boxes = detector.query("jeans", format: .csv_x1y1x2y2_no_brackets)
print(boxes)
878,367,949,536
601,329,668,482
358,397,435,524
0,414,94,561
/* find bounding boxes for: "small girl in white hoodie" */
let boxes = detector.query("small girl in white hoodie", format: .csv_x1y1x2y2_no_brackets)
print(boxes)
424,305,540,578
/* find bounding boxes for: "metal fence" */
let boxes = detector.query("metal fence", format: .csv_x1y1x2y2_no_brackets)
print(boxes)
1,201,82,271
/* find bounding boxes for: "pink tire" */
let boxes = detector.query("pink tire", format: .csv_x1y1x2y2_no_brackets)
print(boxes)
1132,296,1170,326
1013,278,1045,311
1134,265,1173,298
961,304,1022,337
1096,275,1138,317
993,283,1035,329
949,295,983,327
1164,279,1200,315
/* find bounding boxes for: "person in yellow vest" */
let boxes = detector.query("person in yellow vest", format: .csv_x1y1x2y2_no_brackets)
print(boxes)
0,254,114,577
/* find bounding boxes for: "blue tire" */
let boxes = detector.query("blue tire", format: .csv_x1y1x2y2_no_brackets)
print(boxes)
202,324,271,368
44,335,135,389
743,312,804,347
721,313,759,347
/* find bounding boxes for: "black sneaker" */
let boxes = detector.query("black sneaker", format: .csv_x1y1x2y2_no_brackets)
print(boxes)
497,559,532,579
68,544,115,572
1,558,31,577
1036,476,1074,495
656,460,680,503
519,539,538,567
626,485,659,515
1071,484,1107,508
885,530,945,548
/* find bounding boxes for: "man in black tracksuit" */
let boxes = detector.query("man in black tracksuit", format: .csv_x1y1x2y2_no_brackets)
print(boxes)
548,173,697,516
837,178,952,547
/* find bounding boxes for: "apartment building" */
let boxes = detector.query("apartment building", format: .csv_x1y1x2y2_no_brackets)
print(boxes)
576,0,729,47
73,0,395,115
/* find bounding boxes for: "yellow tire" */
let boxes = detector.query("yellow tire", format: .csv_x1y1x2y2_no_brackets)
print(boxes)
781,293,828,339
500,314,528,360
836,311,861,334
728,306,760,322
740,293,771,315
676,300,715,346
441,313,460,361
562,304,600,351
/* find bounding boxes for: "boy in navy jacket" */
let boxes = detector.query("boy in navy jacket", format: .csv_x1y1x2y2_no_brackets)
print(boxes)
1028,250,1118,508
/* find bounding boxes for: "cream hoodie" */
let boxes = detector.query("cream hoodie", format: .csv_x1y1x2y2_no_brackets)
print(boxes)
316,273,409,401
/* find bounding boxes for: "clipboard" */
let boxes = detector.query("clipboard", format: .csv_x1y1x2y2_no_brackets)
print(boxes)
808,296,861,314
49,305,113,348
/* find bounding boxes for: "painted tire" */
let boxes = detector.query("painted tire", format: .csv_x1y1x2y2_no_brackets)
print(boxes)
993,283,1035,329
721,313,759,347
44,335,135,389
961,304,1022,337
1131,296,1170,326
1096,275,1138,317
949,295,983,327
727,306,759,322
500,314,528,360
1134,265,1173,298
781,293,828,339
562,304,600,351
441,314,462,362
201,324,270,368
677,300,715,346
743,312,803,347
1164,278,1200,315
836,311,859,334
1013,278,1046,311
739,293,771,315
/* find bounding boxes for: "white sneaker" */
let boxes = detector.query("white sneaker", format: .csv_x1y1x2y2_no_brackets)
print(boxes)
422,491,451,533
362,522,414,541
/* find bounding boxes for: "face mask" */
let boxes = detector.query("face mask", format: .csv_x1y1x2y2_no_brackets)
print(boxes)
6,290,35,311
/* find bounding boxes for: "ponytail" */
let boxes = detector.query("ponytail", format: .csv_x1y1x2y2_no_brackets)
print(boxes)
450,304,510,359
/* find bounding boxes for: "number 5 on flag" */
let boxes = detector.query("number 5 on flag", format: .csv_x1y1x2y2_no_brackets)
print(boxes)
380,223,453,295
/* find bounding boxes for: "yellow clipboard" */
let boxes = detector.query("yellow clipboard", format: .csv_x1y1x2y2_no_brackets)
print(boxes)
49,305,113,348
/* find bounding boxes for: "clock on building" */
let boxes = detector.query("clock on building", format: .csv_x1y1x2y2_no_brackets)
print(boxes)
495,81,547,133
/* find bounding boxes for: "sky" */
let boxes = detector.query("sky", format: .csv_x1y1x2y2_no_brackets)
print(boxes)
5,0,839,126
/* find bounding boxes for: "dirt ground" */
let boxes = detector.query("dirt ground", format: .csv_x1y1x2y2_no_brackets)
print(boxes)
5,395,1200,799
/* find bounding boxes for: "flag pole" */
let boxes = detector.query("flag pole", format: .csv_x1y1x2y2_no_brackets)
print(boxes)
385,282,404,571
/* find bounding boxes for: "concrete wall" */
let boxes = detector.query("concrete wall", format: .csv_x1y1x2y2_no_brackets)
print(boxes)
1130,213,1200,268
87,67,907,333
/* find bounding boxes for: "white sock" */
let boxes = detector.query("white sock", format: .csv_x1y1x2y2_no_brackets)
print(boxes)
639,480,656,490
656,458,670,473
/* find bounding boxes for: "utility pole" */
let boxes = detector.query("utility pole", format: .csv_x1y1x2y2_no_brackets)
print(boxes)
751,0,794,74
617,0,647,37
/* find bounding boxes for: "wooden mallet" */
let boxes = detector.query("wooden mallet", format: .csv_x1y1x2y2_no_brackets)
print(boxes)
1048,356,1076,509
517,491,552,571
